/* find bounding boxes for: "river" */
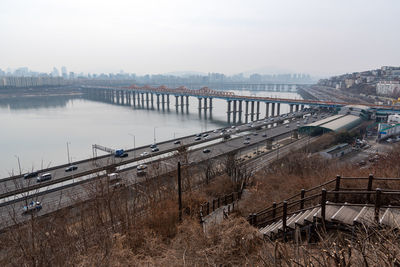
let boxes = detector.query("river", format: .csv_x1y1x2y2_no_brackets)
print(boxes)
0,88,302,178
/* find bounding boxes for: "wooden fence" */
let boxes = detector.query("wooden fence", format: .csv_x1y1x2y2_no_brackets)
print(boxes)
248,174,400,231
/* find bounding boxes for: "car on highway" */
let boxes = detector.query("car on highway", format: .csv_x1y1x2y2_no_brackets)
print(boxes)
151,147,159,152
22,201,42,215
244,140,250,144
262,133,267,137
195,137,201,141
245,136,251,140
203,148,211,153
137,164,147,176
150,144,157,149
203,133,209,138
174,140,181,145
140,152,149,156
37,173,52,182
65,165,78,172
213,129,218,133
285,124,290,128
195,133,202,137
137,164,147,171
24,171,39,179
253,133,258,136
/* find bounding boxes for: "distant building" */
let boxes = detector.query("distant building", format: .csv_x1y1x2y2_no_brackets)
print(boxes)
388,114,400,124
319,143,352,159
376,81,400,96
344,78,355,88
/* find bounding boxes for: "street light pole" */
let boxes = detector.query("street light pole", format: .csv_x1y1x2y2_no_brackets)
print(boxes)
129,133,136,158
153,127,157,144
14,155,21,175
66,142,71,164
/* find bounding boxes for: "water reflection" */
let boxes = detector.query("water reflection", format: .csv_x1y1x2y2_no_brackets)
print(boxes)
0,94,82,110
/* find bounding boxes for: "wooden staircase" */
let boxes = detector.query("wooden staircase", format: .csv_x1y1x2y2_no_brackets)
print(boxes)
249,175,400,240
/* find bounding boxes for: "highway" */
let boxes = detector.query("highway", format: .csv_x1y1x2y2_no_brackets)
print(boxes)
0,111,331,230
0,110,316,198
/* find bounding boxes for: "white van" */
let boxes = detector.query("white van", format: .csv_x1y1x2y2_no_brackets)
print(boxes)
37,173,52,182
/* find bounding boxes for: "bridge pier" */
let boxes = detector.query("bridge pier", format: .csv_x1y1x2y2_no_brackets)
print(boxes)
141,93,145,106
198,97,202,110
118,91,123,104
204,97,208,114
125,91,128,105
156,94,160,109
151,93,154,108
292,130,299,140
250,101,255,121
256,101,260,120
290,104,294,113
245,101,249,123
233,100,237,123
300,104,304,110
146,92,150,108
162,94,165,110
238,100,243,122
295,104,299,112
166,94,170,109
271,102,275,117
181,95,184,109
265,102,269,118
186,96,190,108
277,103,280,116
175,95,179,109
227,100,231,123
266,139,273,150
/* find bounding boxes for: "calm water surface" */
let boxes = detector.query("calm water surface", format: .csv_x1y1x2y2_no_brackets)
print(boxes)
0,89,302,177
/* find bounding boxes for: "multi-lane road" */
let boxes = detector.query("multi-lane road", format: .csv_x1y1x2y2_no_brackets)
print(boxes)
0,110,318,197
0,110,331,230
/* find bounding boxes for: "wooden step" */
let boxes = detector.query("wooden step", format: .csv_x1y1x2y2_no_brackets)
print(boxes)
284,213,301,230
264,220,282,237
260,220,280,235
270,220,283,234
304,207,320,223
353,206,378,226
287,212,306,229
294,209,314,227
315,204,342,222
380,207,400,228
331,205,363,225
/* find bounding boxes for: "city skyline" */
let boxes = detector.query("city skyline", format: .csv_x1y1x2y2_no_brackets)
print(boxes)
1,0,399,77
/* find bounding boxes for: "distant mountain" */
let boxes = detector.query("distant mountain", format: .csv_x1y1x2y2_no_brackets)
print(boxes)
241,66,295,76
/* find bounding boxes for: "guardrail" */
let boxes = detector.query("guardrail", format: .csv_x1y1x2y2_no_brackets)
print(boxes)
1,110,308,185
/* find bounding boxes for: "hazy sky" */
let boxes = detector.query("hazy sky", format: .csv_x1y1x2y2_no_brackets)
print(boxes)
1,0,399,76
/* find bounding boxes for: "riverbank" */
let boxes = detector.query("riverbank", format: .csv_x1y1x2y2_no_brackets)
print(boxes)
0,86,83,99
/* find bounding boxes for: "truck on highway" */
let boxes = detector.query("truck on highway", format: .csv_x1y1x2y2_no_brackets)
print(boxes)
115,149,128,158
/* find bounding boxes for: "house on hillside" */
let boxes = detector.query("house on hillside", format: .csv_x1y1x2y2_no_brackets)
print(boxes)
319,143,352,159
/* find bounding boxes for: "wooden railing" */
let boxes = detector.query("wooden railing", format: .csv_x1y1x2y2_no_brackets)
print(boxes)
199,191,241,219
249,174,400,230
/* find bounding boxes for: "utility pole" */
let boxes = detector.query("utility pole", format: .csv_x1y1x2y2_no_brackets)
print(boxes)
178,162,182,222
153,127,157,144
66,142,71,164
14,155,21,175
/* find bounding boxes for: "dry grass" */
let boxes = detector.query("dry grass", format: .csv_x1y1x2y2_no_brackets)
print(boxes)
2,141,400,266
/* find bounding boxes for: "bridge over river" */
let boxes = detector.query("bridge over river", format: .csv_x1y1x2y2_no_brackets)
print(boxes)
83,85,400,123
